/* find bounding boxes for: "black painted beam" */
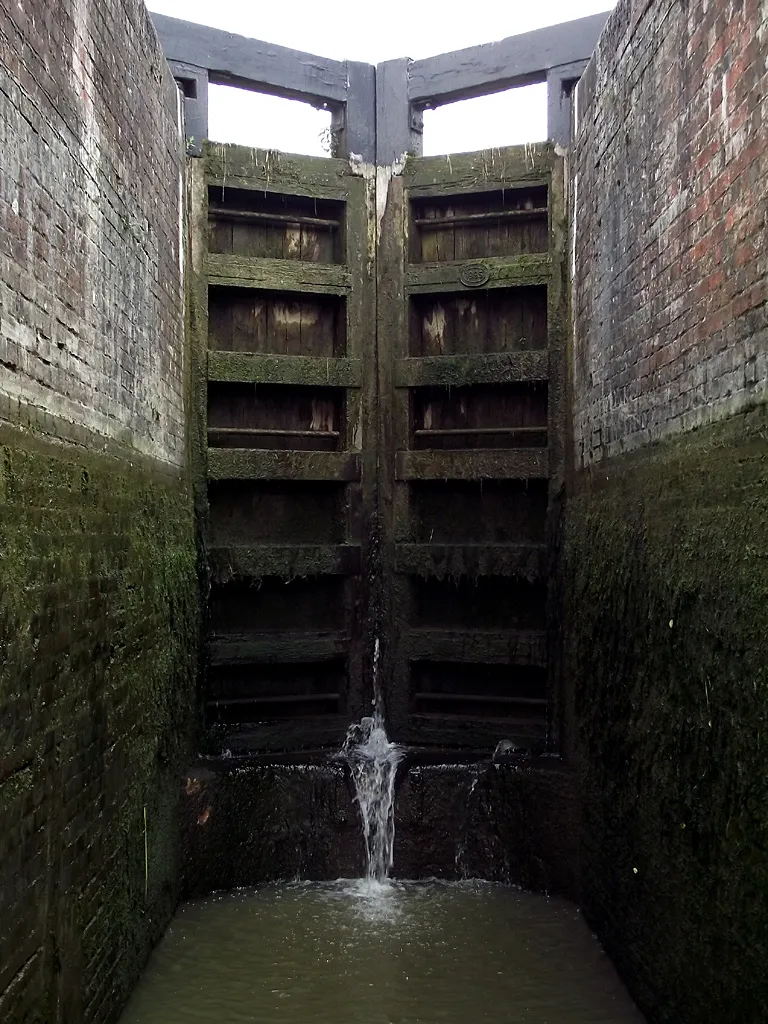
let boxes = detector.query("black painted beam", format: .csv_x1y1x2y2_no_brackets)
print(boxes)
152,11,609,163
151,13,348,106
408,12,611,106
547,60,590,147
377,59,423,164
167,60,209,155
339,61,377,162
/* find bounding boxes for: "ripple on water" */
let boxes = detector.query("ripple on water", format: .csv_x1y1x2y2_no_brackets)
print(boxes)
120,880,645,1024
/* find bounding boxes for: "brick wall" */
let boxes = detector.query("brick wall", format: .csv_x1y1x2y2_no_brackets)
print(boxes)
571,0,768,467
0,3,198,1023
0,0,186,465
567,1,768,1021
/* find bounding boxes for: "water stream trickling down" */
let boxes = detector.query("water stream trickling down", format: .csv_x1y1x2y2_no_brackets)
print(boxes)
120,643,647,1024
340,638,403,882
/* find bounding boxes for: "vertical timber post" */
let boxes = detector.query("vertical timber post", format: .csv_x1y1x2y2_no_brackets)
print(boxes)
376,59,423,165
338,61,376,162
546,61,588,148
374,58,421,733
546,153,569,755
168,61,209,156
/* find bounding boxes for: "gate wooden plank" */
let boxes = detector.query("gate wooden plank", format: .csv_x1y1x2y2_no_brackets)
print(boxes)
408,718,547,749
205,145,351,199
403,146,555,193
209,544,362,581
394,543,546,579
209,633,351,665
406,254,550,293
395,449,549,480
402,629,547,665
395,352,549,387
208,352,363,387
208,720,349,755
207,254,351,294
208,449,362,481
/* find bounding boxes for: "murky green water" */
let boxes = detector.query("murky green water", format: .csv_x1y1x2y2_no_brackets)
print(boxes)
121,880,644,1024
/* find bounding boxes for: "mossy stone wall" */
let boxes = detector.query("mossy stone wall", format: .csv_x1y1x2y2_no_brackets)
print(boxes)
0,426,199,1023
565,405,768,1022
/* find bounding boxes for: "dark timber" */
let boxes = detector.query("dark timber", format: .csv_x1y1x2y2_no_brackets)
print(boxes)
377,143,567,748
189,144,374,753
152,11,609,157
152,13,349,102
167,12,602,755
407,14,610,104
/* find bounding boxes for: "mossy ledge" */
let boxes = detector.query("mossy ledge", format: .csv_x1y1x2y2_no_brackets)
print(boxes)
565,403,768,1024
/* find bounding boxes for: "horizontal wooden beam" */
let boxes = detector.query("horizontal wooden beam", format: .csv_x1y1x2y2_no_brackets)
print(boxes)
406,255,550,294
395,352,548,387
406,716,547,749
205,145,352,198
403,146,554,193
414,692,546,708
403,629,547,665
207,719,349,754
407,12,610,106
413,208,547,228
151,13,349,105
395,448,549,480
208,693,339,707
209,427,340,440
395,543,545,580
208,352,363,387
209,207,341,229
209,544,361,580
208,449,361,481
209,631,350,665
207,253,351,294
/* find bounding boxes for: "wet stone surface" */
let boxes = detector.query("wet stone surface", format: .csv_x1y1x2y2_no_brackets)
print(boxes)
181,757,579,898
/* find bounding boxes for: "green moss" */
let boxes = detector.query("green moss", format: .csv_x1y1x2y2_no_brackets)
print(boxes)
0,425,200,1022
208,543,359,583
565,404,768,1023
394,542,544,581
207,447,360,482
207,352,363,388
395,352,548,388
204,142,350,198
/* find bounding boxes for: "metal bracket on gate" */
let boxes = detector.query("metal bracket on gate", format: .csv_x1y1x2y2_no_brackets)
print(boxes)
459,264,491,288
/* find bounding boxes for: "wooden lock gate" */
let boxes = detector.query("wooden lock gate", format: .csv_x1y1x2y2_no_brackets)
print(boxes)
154,12,608,754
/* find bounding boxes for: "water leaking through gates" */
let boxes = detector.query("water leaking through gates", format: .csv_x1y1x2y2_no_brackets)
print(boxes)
340,639,403,884
122,645,645,1024
142,52,643,1012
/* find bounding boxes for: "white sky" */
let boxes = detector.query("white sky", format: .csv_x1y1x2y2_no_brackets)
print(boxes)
145,0,616,156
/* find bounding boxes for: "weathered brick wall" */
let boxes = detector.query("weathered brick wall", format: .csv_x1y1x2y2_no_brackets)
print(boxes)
567,1,768,1021
571,0,768,466
0,0,185,465
0,2,198,1023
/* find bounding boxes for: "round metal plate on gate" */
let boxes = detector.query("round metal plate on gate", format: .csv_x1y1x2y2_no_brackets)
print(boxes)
458,262,491,288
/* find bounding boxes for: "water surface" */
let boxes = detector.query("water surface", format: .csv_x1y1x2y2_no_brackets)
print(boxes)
122,880,644,1024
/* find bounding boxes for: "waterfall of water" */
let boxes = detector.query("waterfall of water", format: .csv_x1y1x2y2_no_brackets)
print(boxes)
341,639,403,883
